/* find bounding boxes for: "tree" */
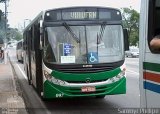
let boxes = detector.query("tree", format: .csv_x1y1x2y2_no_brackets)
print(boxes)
0,0,6,1
121,7,139,46
0,9,2,21
7,28,23,41
0,9,5,42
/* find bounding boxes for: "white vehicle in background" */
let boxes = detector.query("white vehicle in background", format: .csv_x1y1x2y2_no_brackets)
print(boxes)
140,0,160,108
125,48,139,58
7,40,17,48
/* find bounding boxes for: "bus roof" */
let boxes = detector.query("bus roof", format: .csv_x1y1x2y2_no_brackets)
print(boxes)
45,6,120,12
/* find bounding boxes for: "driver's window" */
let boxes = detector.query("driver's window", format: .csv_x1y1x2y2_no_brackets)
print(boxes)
148,0,160,53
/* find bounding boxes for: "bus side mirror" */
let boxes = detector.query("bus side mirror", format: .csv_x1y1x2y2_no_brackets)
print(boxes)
40,32,43,50
123,29,129,51
39,20,43,50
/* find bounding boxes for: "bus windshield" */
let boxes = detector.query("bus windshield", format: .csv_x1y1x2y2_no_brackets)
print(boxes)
43,24,124,64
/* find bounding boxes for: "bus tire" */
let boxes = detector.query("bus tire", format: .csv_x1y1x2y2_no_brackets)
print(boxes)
96,95,106,99
27,68,32,85
41,96,49,101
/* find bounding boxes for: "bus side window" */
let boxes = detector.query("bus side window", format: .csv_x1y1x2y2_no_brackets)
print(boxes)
148,0,160,53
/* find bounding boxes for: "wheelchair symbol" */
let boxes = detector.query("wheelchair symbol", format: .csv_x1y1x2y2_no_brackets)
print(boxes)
89,53,97,63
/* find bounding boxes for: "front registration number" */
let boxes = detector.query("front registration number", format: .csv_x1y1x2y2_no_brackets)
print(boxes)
81,86,96,92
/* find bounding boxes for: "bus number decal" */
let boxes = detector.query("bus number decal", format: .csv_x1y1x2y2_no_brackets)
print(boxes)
56,93,64,98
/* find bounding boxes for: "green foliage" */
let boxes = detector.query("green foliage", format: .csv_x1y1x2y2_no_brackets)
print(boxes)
7,28,23,41
0,0,6,2
121,7,139,46
0,9,22,42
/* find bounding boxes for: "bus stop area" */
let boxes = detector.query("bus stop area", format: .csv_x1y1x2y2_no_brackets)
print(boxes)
0,57,27,113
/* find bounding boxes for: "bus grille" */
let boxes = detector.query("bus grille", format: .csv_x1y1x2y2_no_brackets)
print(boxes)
58,66,113,73
44,60,124,73
66,79,107,83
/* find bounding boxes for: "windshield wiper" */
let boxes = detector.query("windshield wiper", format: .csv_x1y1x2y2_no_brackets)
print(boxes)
63,22,80,43
97,22,106,44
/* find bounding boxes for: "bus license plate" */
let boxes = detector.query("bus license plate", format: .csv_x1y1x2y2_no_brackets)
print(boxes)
81,86,96,92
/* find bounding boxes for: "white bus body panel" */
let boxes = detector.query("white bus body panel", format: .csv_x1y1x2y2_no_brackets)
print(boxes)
139,0,148,108
140,0,160,108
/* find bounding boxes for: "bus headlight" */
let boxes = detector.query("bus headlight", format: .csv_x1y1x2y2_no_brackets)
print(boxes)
117,69,125,78
43,70,66,86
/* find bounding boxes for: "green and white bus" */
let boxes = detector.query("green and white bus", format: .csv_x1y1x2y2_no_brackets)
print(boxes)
23,7,129,99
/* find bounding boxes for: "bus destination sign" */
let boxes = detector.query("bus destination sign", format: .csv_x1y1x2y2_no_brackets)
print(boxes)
44,7,121,21
70,12,97,19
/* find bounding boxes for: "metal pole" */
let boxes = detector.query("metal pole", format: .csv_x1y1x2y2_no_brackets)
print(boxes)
5,0,7,42
4,0,7,64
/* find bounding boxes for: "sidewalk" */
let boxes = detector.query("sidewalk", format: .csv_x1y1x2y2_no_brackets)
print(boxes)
0,59,27,114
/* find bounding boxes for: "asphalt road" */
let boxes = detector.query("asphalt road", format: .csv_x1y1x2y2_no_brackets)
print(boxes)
8,47,140,114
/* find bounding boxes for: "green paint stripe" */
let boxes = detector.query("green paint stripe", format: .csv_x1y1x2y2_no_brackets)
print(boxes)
143,62,160,72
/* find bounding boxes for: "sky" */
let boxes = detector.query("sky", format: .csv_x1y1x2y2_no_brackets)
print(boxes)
1,0,141,28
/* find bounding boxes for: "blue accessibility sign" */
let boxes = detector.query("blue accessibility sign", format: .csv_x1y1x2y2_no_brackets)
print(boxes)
64,43,71,56
88,52,98,64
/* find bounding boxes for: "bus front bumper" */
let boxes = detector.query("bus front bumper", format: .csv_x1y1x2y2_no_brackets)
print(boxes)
43,77,126,99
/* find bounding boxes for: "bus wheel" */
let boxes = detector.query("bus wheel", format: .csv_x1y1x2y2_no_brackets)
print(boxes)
96,95,105,99
41,96,49,101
